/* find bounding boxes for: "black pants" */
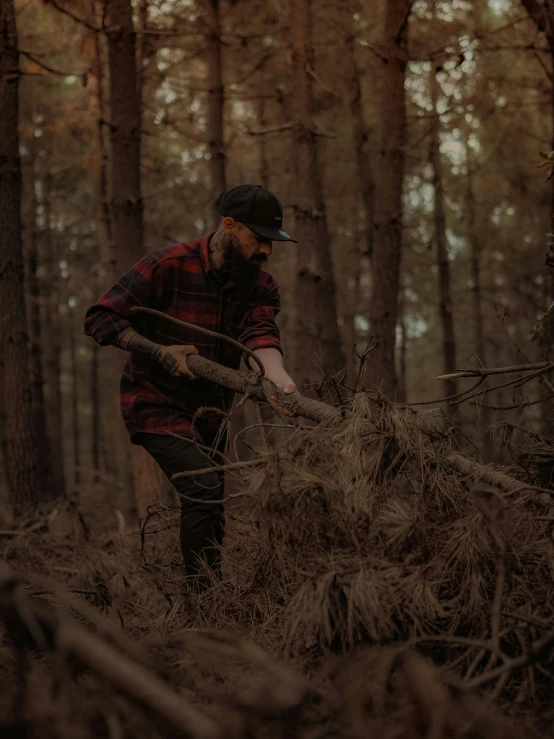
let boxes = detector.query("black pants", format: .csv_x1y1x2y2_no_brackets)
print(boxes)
134,429,226,582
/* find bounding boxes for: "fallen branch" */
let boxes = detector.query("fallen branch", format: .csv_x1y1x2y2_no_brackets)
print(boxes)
436,361,554,381
465,627,554,690
0,562,220,739
182,354,543,496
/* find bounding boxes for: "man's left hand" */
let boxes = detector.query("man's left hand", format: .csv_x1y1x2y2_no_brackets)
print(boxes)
266,374,298,416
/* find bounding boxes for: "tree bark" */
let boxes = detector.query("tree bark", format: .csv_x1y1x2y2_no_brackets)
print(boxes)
26,159,58,501
466,142,493,459
367,0,410,397
105,0,143,273
203,0,226,220
105,0,174,515
40,169,65,497
69,316,81,489
0,1,43,514
521,0,554,307
290,0,345,389
397,287,407,403
430,64,457,415
345,26,375,260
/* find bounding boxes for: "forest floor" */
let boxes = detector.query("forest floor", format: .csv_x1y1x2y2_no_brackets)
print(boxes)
0,392,553,738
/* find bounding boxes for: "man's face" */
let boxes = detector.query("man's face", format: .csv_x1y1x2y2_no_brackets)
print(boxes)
226,219,273,263
221,219,273,298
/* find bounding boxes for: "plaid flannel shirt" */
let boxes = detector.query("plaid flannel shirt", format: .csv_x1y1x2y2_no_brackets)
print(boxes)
84,233,282,441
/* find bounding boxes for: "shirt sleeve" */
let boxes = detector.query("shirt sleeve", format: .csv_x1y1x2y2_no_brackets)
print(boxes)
84,251,164,346
238,276,283,356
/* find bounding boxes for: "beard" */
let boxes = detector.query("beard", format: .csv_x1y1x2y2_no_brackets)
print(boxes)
221,234,266,301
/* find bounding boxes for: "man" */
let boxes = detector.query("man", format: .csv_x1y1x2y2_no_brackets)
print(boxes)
84,184,297,588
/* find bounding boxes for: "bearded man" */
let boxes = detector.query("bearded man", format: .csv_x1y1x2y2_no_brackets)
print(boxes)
84,185,297,588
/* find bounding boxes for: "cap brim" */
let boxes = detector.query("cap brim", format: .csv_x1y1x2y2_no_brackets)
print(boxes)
244,222,297,243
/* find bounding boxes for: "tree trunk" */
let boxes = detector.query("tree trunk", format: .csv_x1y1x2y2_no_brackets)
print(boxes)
27,159,58,500
430,64,457,415
69,316,81,489
290,0,345,390
0,1,43,514
345,28,375,260
466,144,493,459
105,0,143,273
397,287,407,404
203,0,226,220
40,169,65,497
367,0,410,397
106,0,174,515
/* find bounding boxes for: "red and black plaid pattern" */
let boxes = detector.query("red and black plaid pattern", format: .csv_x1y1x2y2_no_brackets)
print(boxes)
84,234,282,440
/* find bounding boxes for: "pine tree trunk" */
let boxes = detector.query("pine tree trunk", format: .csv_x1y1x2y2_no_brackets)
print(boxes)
346,30,375,260
290,0,344,390
204,0,226,218
0,1,43,514
106,0,174,514
397,288,407,403
466,161,493,458
27,160,58,500
430,64,457,415
105,0,143,273
40,169,66,498
69,316,81,489
367,0,410,397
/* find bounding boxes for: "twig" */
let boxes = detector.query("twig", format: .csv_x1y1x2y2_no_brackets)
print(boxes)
409,377,484,407
436,361,554,381
471,392,554,411
171,459,265,481
44,0,99,31
465,628,554,690
129,306,265,377
354,337,379,390
246,122,292,136
501,611,552,629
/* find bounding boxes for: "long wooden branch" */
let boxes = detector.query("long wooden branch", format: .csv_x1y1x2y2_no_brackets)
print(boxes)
0,562,220,739
186,353,341,424
186,355,539,495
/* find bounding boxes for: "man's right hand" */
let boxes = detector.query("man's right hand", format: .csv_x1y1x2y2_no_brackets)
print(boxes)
157,344,199,379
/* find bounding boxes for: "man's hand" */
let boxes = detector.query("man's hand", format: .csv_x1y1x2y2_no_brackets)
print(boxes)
156,344,199,379
266,372,298,416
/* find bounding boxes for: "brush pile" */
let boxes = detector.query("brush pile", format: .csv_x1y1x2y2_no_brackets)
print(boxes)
0,391,553,737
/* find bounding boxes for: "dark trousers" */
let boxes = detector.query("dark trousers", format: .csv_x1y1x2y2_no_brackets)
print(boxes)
134,429,226,582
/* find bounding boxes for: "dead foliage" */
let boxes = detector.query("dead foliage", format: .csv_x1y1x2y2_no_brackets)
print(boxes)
0,392,553,737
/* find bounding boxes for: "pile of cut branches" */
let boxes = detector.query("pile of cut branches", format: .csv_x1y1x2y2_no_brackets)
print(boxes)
1,368,553,736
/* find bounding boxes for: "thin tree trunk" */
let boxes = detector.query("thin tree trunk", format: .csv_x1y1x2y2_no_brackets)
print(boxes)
345,29,375,260
466,145,493,458
258,87,270,188
430,64,457,415
367,0,410,397
397,287,407,403
203,0,226,219
69,316,81,489
40,167,66,497
0,1,43,514
106,0,143,273
290,0,345,389
27,159,58,500
91,21,110,484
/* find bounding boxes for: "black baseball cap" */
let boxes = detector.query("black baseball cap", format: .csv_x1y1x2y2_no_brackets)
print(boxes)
217,184,297,242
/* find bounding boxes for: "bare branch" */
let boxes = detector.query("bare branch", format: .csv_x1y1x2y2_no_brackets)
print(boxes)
436,361,554,381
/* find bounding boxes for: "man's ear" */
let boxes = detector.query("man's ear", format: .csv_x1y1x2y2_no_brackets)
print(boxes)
222,216,235,234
